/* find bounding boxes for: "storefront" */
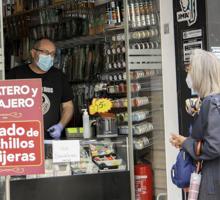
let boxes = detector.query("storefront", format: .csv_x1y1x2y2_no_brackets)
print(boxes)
0,0,180,200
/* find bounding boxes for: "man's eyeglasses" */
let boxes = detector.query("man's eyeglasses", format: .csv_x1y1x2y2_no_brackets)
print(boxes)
34,48,56,57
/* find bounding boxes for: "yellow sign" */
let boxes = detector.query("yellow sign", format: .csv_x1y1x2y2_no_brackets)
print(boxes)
89,98,112,115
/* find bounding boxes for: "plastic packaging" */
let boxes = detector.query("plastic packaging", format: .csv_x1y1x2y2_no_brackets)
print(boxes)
82,109,91,139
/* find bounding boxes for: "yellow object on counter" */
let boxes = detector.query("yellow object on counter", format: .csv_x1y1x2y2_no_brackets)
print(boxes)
65,127,83,138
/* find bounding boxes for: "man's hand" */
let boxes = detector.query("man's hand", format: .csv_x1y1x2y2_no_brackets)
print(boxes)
47,123,64,139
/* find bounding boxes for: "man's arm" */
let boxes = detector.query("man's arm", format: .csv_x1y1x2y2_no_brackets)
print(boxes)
59,100,74,127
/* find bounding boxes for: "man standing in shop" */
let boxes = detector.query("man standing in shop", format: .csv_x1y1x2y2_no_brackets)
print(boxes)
6,38,74,140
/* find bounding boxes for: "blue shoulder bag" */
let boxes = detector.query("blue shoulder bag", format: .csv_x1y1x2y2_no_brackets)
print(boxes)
171,149,195,188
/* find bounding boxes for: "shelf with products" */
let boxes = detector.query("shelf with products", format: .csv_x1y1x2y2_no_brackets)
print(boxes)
3,0,161,50
113,0,168,199
117,112,151,125
111,100,162,113
3,0,161,69
133,134,153,150
118,122,153,135
3,1,111,51
55,42,105,82
3,2,63,19
103,0,160,30
103,76,162,95
3,0,106,48
3,0,96,18
105,23,160,36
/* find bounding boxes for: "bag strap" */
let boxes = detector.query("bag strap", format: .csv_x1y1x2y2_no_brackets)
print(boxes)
195,140,202,156
195,140,203,173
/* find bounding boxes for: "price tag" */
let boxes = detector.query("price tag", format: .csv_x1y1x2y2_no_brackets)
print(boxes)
52,140,80,163
89,98,112,115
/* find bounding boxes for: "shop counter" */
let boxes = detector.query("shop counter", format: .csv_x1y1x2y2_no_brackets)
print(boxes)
10,171,130,200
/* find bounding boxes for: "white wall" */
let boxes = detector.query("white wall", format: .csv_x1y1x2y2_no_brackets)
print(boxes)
160,0,182,199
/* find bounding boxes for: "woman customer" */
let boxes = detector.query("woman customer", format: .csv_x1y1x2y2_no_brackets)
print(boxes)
170,49,220,199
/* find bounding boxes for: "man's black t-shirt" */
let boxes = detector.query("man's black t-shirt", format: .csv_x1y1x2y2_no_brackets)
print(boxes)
7,64,73,139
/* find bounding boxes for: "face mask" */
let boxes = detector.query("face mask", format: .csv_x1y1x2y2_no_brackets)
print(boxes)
186,73,198,96
186,73,193,89
36,54,54,72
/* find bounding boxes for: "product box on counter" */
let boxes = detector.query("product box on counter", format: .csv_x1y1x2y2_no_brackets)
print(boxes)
93,156,123,170
89,143,125,171
71,146,99,174
65,127,83,138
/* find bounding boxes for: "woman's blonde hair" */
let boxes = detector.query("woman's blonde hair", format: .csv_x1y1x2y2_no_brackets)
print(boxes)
190,49,220,97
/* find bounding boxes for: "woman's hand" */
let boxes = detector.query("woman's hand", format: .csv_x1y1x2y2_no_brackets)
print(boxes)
170,133,187,149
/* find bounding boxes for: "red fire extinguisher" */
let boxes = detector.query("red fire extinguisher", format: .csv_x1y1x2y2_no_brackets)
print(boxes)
135,163,153,200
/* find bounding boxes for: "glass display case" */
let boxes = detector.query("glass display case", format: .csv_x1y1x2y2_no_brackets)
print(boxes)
101,0,180,199
122,0,180,199
9,138,130,200
122,0,165,198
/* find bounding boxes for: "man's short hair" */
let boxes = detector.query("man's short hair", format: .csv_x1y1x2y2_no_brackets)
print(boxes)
33,38,55,49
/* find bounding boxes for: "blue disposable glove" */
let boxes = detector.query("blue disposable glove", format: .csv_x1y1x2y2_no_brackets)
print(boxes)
47,123,64,139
